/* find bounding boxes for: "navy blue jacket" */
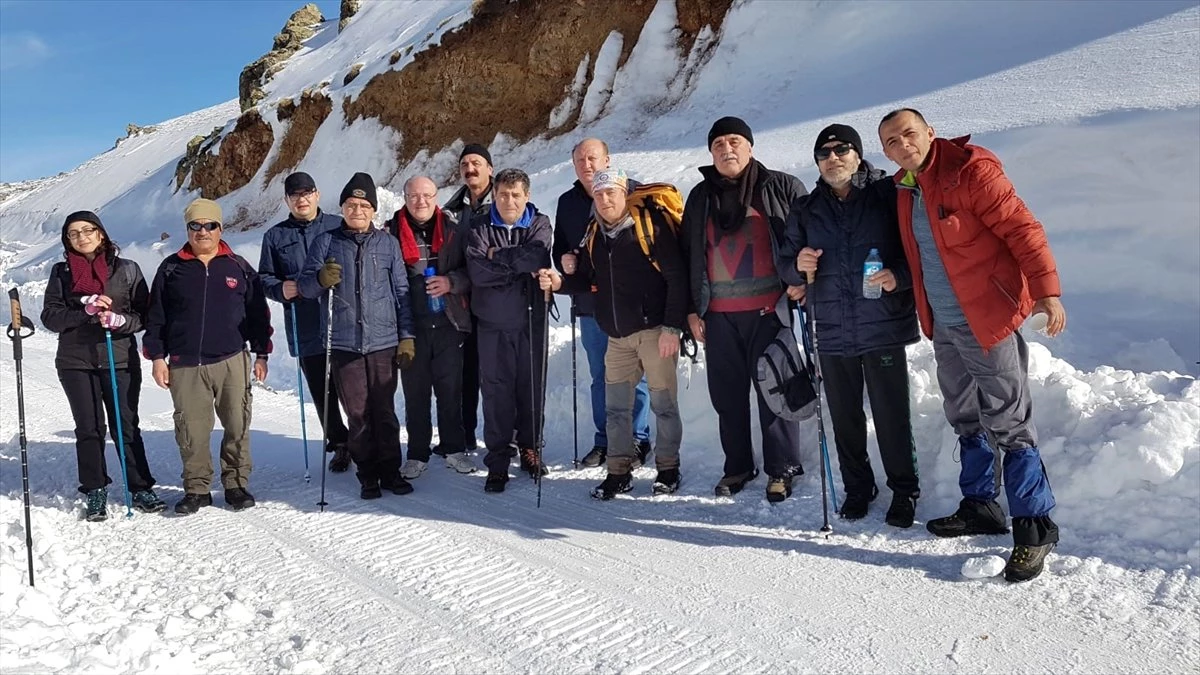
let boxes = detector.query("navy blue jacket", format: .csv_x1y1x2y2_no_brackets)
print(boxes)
296,223,414,354
41,255,148,371
465,204,552,330
777,162,919,357
552,178,641,317
258,209,342,358
143,243,272,367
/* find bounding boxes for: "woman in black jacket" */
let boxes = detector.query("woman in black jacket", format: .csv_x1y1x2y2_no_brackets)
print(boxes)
40,211,165,521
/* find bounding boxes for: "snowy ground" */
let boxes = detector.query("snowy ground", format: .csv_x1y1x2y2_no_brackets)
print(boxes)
1,0,1199,672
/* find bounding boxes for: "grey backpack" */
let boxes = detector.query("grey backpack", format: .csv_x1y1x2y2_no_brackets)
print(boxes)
755,325,817,422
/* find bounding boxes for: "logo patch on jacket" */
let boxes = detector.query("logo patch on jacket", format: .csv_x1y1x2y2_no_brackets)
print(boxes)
225,276,238,289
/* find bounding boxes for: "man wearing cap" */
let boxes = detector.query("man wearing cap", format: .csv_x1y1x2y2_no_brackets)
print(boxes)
444,142,494,453
144,198,273,515
259,171,352,473
877,108,1065,582
778,124,921,527
465,168,553,493
384,175,477,478
553,138,653,469
298,172,417,500
681,116,808,501
540,168,688,499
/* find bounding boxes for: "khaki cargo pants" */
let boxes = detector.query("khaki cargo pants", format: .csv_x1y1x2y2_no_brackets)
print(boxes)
604,327,681,471
169,352,253,493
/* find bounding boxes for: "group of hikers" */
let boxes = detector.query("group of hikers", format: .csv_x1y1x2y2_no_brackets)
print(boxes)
42,108,1066,582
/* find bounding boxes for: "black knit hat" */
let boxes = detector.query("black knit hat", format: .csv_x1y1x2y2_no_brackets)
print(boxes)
707,116,754,148
460,143,492,166
814,124,863,160
339,172,377,210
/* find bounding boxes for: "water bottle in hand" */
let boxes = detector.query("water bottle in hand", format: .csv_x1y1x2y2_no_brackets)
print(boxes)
863,248,883,299
425,266,445,313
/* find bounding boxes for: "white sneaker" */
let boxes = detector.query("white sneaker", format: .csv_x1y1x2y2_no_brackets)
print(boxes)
400,459,427,479
444,452,477,474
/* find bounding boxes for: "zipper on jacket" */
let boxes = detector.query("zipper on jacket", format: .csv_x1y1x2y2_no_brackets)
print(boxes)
607,244,621,336
355,239,366,353
198,264,209,365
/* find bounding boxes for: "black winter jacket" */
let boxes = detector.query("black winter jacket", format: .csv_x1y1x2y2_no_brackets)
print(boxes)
777,162,919,357
143,243,272,367
681,164,807,317
559,208,688,338
384,207,473,333
465,205,552,330
41,255,148,371
258,210,343,358
443,182,493,228
552,178,641,317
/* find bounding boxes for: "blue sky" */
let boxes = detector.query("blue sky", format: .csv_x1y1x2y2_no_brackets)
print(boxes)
0,0,340,183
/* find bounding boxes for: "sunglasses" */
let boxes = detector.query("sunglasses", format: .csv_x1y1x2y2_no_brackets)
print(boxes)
187,221,221,232
815,143,854,161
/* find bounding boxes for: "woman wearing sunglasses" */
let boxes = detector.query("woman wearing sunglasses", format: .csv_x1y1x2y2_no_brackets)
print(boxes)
40,211,166,521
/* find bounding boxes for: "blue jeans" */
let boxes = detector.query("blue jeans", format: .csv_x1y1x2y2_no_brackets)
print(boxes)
579,315,649,446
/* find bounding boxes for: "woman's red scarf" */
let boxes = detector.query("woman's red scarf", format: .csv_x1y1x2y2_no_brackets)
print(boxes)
67,252,109,295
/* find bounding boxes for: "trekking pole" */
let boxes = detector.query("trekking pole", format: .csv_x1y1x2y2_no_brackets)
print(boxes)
801,276,835,535
7,289,35,587
570,306,578,468
290,307,312,483
537,288,552,508
103,329,134,518
317,286,334,511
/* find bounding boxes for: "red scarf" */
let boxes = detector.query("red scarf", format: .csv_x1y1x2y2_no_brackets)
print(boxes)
394,208,444,265
67,252,109,295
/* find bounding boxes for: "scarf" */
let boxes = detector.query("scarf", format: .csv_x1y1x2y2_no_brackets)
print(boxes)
705,158,762,232
67,251,109,295
395,208,444,265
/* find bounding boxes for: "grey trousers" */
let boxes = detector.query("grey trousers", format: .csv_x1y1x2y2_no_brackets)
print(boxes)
169,352,253,493
604,328,681,472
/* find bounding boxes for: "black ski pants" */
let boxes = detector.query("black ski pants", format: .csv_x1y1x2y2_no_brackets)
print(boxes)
819,346,920,499
461,316,481,447
401,321,467,462
332,348,401,487
477,322,544,474
58,366,156,494
299,352,350,448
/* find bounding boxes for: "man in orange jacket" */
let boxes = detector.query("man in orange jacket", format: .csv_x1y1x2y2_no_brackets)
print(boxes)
878,108,1066,583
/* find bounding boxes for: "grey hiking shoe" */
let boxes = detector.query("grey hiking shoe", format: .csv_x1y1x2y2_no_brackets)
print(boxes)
85,488,108,522
1004,543,1055,582
714,469,758,497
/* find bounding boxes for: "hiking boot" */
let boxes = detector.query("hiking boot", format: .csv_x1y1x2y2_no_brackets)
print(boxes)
444,452,477,474
380,474,414,495
885,493,917,528
84,488,107,522
484,471,508,493
652,468,681,495
174,492,212,516
1004,543,1055,582
839,486,879,520
360,483,383,500
591,472,633,500
714,468,758,497
765,475,793,503
631,440,652,470
580,445,607,468
131,489,167,514
224,488,256,511
927,498,1009,537
328,444,352,473
401,459,427,479
519,448,548,479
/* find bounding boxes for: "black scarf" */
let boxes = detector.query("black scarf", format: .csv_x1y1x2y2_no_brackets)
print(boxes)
704,158,762,232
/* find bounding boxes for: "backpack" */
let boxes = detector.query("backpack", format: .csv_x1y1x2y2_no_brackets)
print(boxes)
755,323,817,422
584,182,683,274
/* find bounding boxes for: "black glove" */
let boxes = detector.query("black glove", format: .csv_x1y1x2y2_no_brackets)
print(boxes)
317,258,342,289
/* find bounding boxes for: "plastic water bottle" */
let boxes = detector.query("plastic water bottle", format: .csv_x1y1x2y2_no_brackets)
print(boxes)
424,266,445,313
863,248,883,299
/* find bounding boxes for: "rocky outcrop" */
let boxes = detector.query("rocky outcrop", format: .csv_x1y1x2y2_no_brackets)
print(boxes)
239,4,325,112
185,111,274,200
174,127,223,191
339,0,361,33
114,123,158,148
266,91,333,184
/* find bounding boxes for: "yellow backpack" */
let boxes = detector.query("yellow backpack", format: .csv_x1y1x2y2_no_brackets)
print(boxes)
584,182,683,273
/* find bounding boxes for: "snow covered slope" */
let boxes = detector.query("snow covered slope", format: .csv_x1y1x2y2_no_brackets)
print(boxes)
1,1,1199,672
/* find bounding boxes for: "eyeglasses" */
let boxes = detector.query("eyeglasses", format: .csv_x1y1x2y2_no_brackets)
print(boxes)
343,202,374,213
815,143,854,161
287,189,317,200
187,221,221,232
404,192,437,202
66,226,99,241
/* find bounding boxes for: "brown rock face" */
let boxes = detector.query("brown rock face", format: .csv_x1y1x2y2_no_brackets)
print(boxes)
239,3,326,112
339,0,361,33
266,91,333,184
188,111,274,200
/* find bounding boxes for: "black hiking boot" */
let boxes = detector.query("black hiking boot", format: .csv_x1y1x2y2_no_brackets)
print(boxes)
652,468,681,495
839,485,879,520
631,440,652,470
484,471,508,493
714,468,758,497
519,448,548,479
224,488,256,511
591,473,633,500
580,445,607,468
381,474,414,495
927,498,1009,537
1004,542,1055,582
885,493,917,528
360,482,383,500
174,492,213,516
328,444,352,473
131,489,167,514
765,475,794,503
84,488,108,522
